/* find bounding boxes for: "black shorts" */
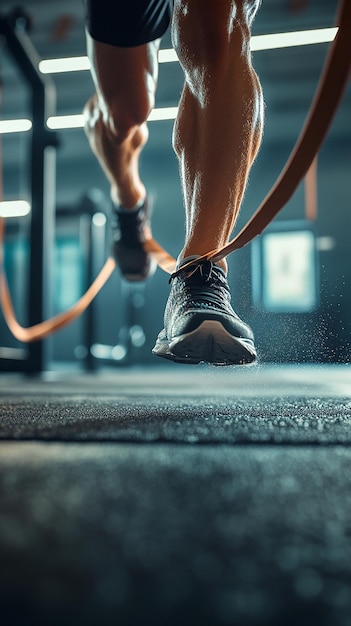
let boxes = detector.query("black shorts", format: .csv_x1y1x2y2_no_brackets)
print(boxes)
84,0,174,47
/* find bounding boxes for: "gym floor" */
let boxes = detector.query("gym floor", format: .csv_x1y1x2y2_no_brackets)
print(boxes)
0,363,351,625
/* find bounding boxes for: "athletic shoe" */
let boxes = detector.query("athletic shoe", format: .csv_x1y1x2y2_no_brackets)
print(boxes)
111,198,156,281
152,260,257,365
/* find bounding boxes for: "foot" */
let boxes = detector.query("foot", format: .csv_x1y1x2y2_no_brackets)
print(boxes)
152,260,257,365
111,198,156,281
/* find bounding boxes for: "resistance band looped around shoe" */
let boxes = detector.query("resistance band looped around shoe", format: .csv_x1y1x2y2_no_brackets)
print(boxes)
0,0,350,343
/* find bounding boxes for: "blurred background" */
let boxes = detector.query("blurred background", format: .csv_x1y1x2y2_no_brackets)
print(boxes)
0,0,350,372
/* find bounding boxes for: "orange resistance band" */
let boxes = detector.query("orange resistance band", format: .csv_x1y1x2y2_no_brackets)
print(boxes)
0,0,350,344
0,217,117,342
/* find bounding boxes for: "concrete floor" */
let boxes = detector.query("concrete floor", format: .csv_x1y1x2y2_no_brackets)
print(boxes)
0,363,351,625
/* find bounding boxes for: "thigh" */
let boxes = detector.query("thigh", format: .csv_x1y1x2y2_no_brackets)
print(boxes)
86,32,160,114
84,0,174,47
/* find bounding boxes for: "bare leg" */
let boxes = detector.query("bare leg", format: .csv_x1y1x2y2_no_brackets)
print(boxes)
83,33,160,209
172,0,264,272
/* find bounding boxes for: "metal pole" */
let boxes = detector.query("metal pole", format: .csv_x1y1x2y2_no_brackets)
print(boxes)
0,11,57,373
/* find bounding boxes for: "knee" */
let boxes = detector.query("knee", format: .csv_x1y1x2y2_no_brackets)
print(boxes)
84,90,153,145
107,91,154,141
172,0,260,72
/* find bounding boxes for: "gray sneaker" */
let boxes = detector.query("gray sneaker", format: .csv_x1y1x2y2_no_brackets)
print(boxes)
152,260,257,365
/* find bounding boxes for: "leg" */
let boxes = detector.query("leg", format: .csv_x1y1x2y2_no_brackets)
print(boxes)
83,33,160,209
153,0,263,364
172,0,264,273
83,32,161,279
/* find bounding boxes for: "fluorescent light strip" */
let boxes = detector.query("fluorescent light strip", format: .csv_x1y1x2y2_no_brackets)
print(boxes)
47,114,85,129
0,108,177,134
148,107,178,121
46,106,178,129
250,27,337,51
0,119,32,134
38,27,337,74
39,56,90,73
0,200,31,218
39,50,177,73
159,49,178,63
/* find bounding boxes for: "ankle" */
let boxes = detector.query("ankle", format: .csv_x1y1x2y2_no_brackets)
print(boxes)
111,185,146,210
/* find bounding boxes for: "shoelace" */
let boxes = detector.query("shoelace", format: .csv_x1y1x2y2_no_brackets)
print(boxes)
169,259,214,284
170,261,231,312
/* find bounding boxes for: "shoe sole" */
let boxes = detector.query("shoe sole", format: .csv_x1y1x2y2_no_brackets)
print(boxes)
152,320,257,366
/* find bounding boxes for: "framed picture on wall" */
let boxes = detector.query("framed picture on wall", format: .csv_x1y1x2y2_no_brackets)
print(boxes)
251,220,319,313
